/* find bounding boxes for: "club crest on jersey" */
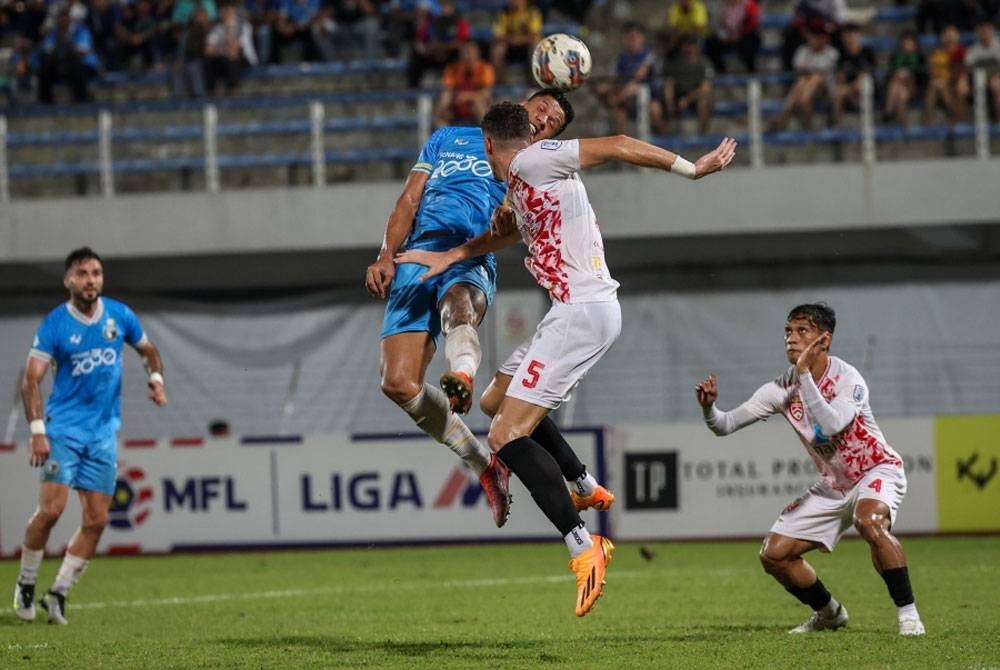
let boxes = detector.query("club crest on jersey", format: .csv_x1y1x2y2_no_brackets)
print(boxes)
103,318,118,341
789,393,804,421
44,459,60,476
852,384,865,402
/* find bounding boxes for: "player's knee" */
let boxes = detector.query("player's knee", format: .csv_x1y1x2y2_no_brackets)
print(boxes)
380,374,420,406
852,513,887,542
33,502,65,527
82,508,109,534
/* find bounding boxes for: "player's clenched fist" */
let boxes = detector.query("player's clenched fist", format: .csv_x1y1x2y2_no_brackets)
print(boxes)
365,257,395,299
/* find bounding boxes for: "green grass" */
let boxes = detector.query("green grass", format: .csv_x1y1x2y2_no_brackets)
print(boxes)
1,536,998,669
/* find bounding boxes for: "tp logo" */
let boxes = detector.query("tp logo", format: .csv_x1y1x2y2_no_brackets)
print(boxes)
109,465,154,529
625,452,679,510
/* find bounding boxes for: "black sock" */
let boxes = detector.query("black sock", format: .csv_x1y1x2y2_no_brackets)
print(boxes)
881,567,915,607
531,416,586,481
786,578,833,611
497,436,582,537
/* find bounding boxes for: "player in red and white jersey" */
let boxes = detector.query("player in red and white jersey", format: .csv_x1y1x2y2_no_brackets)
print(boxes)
696,303,926,636
397,101,735,617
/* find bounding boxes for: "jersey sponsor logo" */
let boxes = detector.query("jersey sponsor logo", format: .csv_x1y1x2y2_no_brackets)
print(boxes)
110,464,155,529
430,156,492,179
69,333,82,345
70,347,118,377
539,140,562,150
454,139,469,145
852,384,865,402
103,318,119,341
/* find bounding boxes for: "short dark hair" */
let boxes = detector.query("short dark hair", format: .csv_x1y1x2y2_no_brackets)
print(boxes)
481,101,532,143
65,247,102,271
787,303,836,333
527,88,575,136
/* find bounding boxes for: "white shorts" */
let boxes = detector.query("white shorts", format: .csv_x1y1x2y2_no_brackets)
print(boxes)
500,299,621,410
769,463,907,552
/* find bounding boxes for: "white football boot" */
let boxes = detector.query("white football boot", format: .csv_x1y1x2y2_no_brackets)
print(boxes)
788,603,849,633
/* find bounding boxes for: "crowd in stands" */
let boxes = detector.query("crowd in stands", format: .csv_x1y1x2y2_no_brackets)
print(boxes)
0,0,572,106
592,0,1000,138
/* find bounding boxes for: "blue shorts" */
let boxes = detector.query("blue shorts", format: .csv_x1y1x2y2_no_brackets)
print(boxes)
42,434,118,495
381,238,496,343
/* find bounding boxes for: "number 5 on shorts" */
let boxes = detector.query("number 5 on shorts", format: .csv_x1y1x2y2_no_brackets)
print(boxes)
522,360,545,389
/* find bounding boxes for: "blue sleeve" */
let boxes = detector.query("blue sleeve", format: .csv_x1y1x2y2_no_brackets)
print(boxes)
30,315,58,361
120,304,146,347
414,128,447,175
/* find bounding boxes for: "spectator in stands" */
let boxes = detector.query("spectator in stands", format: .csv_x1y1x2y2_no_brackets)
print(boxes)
246,0,286,64
37,7,99,103
318,0,382,61
384,0,439,58
205,2,258,94
703,0,761,74
662,0,708,58
830,22,875,127
173,0,219,28
916,0,999,35
883,29,925,126
490,0,543,84
5,0,48,49
172,3,209,96
781,0,846,73
86,0,125,72
274,0,324,62
434,40,494,127
407,0,468,88
960,17,1000,121
923,24,967,124
119,0,166,71
6,35,36,100
590,21,657,135
776,27,837,130
658,33,713,135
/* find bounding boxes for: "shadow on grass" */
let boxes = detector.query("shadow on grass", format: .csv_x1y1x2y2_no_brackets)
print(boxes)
215,635,546,659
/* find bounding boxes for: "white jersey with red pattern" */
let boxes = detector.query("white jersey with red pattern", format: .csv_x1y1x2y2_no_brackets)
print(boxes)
506,139,620,304
725,356,903,490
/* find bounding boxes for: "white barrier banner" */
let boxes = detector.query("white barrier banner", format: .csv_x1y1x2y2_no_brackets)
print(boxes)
0,430,605,555
607,418,938,541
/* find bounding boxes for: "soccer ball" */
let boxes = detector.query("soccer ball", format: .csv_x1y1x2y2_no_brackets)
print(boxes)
531,33,592,91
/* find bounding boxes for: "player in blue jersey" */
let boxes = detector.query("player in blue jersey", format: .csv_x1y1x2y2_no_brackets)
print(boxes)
13,247,167,625
365,89,613,529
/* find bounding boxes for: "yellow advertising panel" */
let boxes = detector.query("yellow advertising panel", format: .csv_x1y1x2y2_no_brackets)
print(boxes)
936,415,1000,532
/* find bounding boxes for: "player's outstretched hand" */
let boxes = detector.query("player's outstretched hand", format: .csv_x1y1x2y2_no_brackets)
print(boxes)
393,249,453,281
365,257,396,299
490,204,517,238
795,332,831,375
149,379,168,407
695,137,737,178
29,434,50,468
695,374,718,410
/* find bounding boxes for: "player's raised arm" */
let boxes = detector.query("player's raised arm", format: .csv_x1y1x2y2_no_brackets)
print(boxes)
578,135,736,179
394,223,522,282
21,357,50,467
365,169,429,299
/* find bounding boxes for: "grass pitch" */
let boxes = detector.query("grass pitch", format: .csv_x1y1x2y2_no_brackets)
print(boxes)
1,536,998,669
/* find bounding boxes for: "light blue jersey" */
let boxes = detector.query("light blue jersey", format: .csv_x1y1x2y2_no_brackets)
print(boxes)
29,297,146,445
382,126,506,341
407,126,507,246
